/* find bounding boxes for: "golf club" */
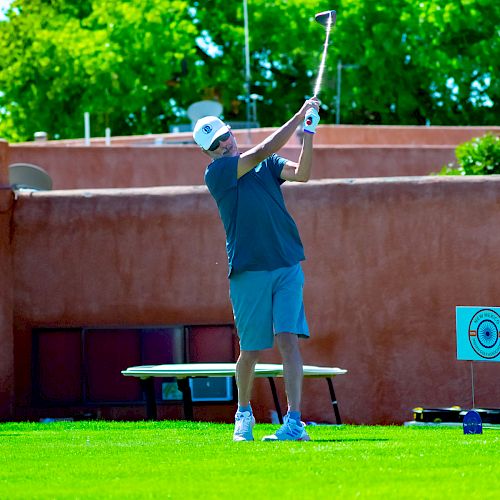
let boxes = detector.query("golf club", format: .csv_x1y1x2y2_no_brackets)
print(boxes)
312,10,337,98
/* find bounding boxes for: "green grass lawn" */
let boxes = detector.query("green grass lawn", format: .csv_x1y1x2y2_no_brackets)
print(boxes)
0,421,498,499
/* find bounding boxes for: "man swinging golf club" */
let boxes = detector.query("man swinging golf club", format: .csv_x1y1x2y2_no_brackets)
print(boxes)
193,98,320,441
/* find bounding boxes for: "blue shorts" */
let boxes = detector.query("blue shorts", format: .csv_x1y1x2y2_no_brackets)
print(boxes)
229,263,310,351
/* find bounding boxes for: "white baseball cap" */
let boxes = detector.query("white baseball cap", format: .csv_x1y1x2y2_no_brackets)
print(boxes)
193,116,230,150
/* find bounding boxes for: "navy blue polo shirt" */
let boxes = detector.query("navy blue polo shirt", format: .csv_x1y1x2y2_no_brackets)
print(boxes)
205,153,305,276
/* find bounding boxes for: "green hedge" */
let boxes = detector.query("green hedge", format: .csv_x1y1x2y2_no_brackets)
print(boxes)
438,133,500,176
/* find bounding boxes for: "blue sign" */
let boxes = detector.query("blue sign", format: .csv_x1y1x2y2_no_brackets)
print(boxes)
463,410,483,434
456,306,500,362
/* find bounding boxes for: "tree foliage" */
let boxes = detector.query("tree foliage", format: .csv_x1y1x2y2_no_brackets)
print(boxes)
0,0,498,141
333,0,499,125
438,133,500,175
0,0,199,140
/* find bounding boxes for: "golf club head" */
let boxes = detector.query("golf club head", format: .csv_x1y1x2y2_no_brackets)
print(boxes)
315,10,337,27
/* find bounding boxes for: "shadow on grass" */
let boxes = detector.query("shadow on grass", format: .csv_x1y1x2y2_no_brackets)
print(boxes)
308,438,390,443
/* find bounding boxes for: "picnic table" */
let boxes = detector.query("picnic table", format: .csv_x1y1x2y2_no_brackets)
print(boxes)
122,363,347,424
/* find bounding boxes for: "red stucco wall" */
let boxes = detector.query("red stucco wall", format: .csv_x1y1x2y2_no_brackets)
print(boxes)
9,125,498,190
0,140,15,419
11,177,500,424
16,124,497,146
8,144,459,190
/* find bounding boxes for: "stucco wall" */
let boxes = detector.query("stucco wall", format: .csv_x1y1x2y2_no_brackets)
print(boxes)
9,125,498,190
11,177,500,424
8,144,458,190
0,140,14,419
16,124,497,146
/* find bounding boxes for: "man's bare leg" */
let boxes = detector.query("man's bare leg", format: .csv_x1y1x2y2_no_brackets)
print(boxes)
235,349,261,407
276,332,303,412
261,333,309,441
233,349,261,441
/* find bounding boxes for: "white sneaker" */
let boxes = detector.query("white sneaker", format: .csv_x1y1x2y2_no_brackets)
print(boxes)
262,415,310,441
233,411,255,441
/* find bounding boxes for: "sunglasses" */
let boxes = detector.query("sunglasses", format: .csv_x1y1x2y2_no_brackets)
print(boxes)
208,131,231,151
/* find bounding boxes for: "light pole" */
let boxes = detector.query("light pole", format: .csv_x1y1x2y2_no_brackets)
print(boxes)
336,59,359,124
243,0,251,127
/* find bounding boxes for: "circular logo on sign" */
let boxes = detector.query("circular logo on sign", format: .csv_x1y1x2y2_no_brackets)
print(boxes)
202,125,212,134
468,309,500,359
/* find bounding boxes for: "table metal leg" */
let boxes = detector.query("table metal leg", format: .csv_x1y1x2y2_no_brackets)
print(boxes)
267,377,283,424
177,378,194,420
141,378,157,420
326,377,342,424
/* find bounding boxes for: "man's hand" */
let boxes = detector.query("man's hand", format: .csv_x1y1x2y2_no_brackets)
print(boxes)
304,108,320,134
299,97,320,117
281,101,320,182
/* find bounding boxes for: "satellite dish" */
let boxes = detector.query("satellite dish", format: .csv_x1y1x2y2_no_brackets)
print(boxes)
187,100,223,129
9,163,53,191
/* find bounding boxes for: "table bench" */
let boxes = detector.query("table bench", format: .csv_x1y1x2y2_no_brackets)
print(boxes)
122,363,347,424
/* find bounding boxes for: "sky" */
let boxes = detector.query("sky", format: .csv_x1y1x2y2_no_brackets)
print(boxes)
0,0,12,21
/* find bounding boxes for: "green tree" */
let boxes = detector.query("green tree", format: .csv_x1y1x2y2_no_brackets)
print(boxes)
331,0,499,125
0,0,498,141
403,0,499,126
191,0,333,125
0,0,199,140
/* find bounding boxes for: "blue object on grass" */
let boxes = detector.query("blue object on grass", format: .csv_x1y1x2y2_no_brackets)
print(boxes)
463,410,483,434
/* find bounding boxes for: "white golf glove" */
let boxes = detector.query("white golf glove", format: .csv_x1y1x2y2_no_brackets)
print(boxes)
304,108,320,134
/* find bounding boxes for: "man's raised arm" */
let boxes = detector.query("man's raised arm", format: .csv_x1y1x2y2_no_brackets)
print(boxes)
237,98,320,179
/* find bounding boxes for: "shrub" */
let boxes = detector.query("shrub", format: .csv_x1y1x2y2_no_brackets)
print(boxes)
438,133,500,176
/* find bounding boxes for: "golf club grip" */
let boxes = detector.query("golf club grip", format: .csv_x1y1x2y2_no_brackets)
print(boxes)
306,94,315,126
